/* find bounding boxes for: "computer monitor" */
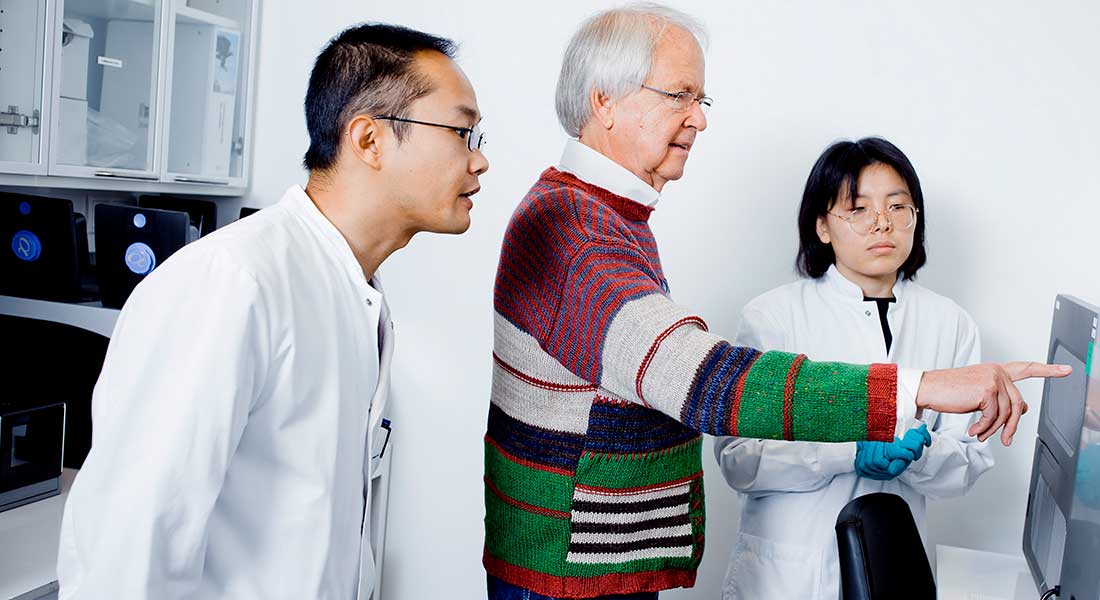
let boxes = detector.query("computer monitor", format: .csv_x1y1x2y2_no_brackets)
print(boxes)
1023,294,1100,599
0,192,90,302
94,203,192,309
138,195,218,237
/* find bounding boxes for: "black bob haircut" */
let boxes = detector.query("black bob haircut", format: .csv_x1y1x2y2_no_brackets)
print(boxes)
796,137,927,281
302,23,457,172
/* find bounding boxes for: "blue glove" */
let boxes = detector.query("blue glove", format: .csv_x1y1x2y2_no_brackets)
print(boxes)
897,423,933,461
855,424,932,481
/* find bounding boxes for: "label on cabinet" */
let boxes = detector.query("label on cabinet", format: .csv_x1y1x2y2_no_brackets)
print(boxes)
97,56,124,69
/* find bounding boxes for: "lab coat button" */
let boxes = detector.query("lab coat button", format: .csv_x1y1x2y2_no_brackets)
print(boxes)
366,298,373,306
865,310,872,316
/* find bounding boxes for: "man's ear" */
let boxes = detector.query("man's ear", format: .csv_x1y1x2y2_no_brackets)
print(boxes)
345,115,384,169
816,215,831,244
589,88,615,130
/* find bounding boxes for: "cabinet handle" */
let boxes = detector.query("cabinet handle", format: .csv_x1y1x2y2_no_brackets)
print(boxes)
93,171,159,181
174,176,230,185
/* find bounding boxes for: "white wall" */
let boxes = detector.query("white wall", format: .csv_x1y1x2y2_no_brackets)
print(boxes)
245,2,1100,597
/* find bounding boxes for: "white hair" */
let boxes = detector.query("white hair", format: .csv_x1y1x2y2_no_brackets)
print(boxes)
554,2,708,138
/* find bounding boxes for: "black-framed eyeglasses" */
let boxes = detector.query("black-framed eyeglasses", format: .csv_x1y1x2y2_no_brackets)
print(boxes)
372,115,486,152
640,85,713,114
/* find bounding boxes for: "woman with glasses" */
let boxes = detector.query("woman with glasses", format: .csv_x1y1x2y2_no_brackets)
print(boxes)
714,137,995,599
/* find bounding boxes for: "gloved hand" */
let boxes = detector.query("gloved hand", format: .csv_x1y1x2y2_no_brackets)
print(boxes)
855,424,933,480
896,423,933,460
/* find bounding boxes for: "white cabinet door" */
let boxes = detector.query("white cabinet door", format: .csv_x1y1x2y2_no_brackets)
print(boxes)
162,0,257,188
0,0,53,175
48,0,166,182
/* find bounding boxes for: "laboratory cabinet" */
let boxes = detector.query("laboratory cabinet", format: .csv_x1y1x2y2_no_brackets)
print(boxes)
0,0,260,196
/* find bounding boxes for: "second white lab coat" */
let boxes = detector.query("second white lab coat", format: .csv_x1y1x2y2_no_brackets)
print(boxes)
58,185,391,599
714,265,994,600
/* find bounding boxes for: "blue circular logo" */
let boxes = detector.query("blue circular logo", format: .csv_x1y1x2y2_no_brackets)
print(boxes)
124,242,156,275
11,230,42,262
133,213,147,228
18,201,31,215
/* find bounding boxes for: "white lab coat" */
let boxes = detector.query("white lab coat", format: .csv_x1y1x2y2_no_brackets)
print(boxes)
58,185,392,600
714,265,994,600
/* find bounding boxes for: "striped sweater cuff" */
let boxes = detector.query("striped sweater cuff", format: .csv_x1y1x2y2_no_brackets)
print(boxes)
866,363,900,442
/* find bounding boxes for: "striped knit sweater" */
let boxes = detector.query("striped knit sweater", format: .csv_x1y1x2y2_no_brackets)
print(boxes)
484,167,900,597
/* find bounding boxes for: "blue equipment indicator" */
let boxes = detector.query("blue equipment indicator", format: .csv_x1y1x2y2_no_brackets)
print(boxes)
124,242,156,275
11,230,42,262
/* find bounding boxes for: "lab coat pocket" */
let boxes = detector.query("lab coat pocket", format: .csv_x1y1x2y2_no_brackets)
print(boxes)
722,532,818,600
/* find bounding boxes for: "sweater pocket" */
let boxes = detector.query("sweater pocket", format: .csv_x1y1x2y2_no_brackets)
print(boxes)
563,436,704,573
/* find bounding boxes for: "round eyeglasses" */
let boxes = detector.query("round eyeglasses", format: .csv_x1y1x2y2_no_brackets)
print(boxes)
828,204,919,235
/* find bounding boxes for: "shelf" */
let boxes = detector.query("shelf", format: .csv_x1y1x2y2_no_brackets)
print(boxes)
0,173,246,197
0,295,120,338
176,6,240,30
66,0,156,23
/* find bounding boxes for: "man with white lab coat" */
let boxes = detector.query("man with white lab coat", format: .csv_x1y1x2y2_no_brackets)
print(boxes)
58,23,488,599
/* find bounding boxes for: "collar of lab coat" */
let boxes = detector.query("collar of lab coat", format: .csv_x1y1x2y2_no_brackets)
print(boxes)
282,185,385,304
822,264,908,307
557,138,661,208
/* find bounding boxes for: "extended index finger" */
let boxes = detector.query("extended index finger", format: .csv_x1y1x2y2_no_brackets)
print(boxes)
1002,361,1073,382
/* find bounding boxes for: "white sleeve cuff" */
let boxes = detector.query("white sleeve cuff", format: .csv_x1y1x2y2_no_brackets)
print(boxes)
895,367,923,438
821,442,858,476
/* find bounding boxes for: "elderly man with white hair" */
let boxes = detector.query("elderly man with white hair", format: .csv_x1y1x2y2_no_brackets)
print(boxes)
482,3,1066,598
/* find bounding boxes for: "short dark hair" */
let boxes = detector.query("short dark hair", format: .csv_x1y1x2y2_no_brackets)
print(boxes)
302,23,457,172
796,137,927,280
